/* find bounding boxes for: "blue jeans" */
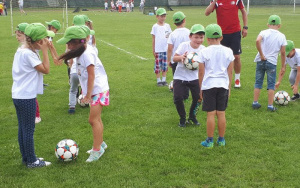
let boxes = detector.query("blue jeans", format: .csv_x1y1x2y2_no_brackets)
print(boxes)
69,73,79,108
254,61,276,90
13,98,37,164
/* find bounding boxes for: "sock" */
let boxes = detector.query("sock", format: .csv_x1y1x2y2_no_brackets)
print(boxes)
235,73,240,80
157,78,161,83
253,101,258,104
206,137,213,142
93,148,101,151
218,137,224,141
162,77,166,82
268,105,274,109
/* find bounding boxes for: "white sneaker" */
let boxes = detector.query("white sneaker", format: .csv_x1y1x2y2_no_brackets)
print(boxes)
86,147,105,162
234,79,241,88
35,117,41,124
86,141,108,154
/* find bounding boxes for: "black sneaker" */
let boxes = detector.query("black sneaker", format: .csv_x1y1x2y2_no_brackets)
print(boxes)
157,82,163,87
188,117,200,125
68,107,75,114
162,81,168,86
178,118,186,127
291,93,300,101
27,159,51,168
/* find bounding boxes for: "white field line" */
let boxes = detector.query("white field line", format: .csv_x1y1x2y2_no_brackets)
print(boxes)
98,39,148,61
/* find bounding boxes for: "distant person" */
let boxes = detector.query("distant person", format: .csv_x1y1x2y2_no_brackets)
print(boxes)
12,23,52,168
276,40,300,101
205,0,248,88
140,0,144,12
3,0,7,16
197,24,234,148
111,0,116,11
173,24,206,127
104,1,108,12
150,8,172,86
130,0,134,12
18,0,26,15
117,0,122,13
0,2,3,16
252,15,287,112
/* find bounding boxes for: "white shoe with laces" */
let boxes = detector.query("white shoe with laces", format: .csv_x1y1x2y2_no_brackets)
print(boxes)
86,141,107,154
86,147,105,162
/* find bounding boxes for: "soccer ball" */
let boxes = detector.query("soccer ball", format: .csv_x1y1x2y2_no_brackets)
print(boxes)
274,91,290,105
55,139,79,162
77,94,89,107
169,80,173,92
183,52,199,70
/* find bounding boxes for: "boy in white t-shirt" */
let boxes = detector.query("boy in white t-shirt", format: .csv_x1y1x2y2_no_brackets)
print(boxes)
197,24,234,148
104,1,108,11
252,15,287,112
150,8,172,86
173,24,205,127
276,40,300,101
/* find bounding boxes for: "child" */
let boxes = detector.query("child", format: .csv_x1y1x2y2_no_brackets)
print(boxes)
150,8,172,86
173,24,205,127
276,40,300,101
18,0,26,15
82,15,98,55
12,23,52,168
104,1,108,12
0,2,3,16
197,24,234,148
57,26,109,162
252,15,287,112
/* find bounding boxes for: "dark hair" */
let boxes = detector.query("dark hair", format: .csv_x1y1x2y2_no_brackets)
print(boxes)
189,32,205,37
25,35,40,58
174,19,184,26
59,39,86,61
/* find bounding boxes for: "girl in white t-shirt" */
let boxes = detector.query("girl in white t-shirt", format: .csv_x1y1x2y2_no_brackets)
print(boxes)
57,26,109,162
12,23,52,168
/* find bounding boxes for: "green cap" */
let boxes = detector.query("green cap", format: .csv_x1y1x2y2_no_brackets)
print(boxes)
190,24,205,34
56,26,87,44
73,15,85,26
173,11,186,24
205,24,222,39
156,8,166,16
16,23,29,33
286,40,295,56
82,15,92,23
80,25,95,36
47,30,56,38
268,15,281,25
45,20,61,31
24,23,53,41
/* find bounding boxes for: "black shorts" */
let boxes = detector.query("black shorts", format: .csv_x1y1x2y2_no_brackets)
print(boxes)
221,31,242,55
202,88,229,112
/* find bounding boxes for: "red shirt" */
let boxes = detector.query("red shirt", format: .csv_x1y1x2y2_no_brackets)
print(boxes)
212,0,245,34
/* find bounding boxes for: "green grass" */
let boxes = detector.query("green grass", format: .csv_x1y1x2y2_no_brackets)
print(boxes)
1,6,300,187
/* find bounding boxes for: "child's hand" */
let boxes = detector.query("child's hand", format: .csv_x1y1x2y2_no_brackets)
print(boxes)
82,95,92,104
168,62,172,67
181,52,187,63
292,85,298,94
199,91,203,101
260,55,267,61
275,81,280,89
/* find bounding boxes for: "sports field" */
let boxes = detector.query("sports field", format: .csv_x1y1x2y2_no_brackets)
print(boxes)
1,6,300,187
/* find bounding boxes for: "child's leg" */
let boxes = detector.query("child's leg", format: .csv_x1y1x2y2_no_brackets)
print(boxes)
35,99,40,118
187,80,200,119
206,111,216,137
69,73,79,108
161,52,168,84
253,88,261,102
89,104,103,151
268,89,275,105
253,61,266,103
173,80,187,121
266,61,277,107
216,111,226,137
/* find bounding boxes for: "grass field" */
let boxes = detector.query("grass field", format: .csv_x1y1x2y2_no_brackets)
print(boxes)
1,5,300,187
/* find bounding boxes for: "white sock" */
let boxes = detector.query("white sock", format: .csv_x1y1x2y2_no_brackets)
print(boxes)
162,77,166,82
235,74,240,80
157,78,161,83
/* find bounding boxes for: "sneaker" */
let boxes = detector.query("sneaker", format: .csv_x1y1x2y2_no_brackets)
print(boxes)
291,93,300,101
178,118,186,127
162,81,168,86
35,117,41,124
22,157,44,165
86,147,105,162
188,117,200,126
68,107,75,114
234,79,241,88
157,82,163,87
267,106,277,112
217,139,226,146
27,159,51,168
86,141,108,154
252,103,261,109
201,140,214,148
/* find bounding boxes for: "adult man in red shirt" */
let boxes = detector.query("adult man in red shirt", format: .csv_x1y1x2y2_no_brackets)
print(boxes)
205,0,248,88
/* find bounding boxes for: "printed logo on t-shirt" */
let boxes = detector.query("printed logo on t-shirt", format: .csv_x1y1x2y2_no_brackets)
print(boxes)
231,1,235,5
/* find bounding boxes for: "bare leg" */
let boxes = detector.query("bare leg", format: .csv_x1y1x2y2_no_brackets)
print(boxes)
89,104,103,150
268,89,275,105
206,111,216,137
216,111,226,137
234,55,241,74
253,88,261,102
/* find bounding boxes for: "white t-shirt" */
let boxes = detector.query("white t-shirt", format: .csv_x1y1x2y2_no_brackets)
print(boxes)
12,47,43,99
150,23,172,53
167,27,190,64
174,41,205,81
254,29,287,65
70,58,77,74
286,49,300,70
104,2,108,8
76,45,109,95
197,45,234,90
18,0,23,6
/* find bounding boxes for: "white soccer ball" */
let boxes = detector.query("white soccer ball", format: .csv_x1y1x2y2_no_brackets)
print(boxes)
55,139,79,162
169,80,173,92
274,91,290,106
77,94,89,107
183,52,199,70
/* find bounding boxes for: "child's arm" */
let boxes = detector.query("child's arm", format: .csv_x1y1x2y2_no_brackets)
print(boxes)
152,35,155,57
275,64,286,89
205,0,217,16
167,44,173,67
275,46,287,89
173,52,187,63
48,41,63,65
35,38,50,74
256,35,266,61
227,61,234,96
292,66,300,94
82,64,95,104
198,63,205,101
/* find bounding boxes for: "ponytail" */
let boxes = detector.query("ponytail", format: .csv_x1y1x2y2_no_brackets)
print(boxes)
59,39,86,61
